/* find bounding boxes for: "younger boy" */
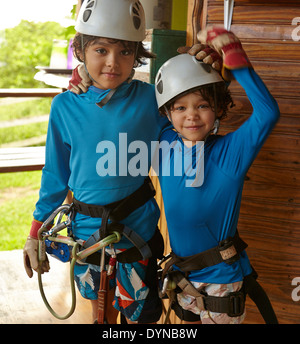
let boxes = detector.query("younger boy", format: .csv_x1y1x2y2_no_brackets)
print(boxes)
154,27,280,324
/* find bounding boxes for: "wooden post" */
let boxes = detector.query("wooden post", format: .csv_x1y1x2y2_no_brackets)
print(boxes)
186,0,206,46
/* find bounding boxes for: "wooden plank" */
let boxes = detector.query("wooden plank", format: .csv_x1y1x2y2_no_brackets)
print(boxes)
245,165,300,187
240,197,300,222
225,94,300,116
254,149,300,170
242,181,300,204
229,78,300,99
256,134,300,154
238,216,300,242
207,5,300,24
242,42,300,62
230,24,297,42
0,88,62,98
208,0,300,6
0,147,45,173
221,113,300,138
251,60,300,80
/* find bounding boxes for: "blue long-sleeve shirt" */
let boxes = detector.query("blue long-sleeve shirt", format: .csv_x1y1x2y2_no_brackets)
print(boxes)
33,80,169,248
157,68,280,283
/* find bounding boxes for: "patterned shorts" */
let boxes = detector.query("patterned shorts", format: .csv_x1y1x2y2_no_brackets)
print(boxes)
74,251,162,323
176,281,246,324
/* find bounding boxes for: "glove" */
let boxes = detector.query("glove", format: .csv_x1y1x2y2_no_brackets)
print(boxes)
177,44,223,72
23,236,50,278
23,219,52,278
197,27,252,80
68,64,92,94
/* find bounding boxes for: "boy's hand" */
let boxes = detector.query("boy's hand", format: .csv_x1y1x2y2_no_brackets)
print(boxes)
177,44,222,71
68,64,92,94
197,27,252,80
23,236,50,278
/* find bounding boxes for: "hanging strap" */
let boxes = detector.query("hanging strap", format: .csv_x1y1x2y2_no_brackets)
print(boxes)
243,270,278,324
224,0,234,31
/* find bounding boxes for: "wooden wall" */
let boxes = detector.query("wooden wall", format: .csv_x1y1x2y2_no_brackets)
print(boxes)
155,0,300,324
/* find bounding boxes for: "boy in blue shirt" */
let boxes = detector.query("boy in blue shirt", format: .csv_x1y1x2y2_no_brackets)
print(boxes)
23,0,169,324
154,27,280,324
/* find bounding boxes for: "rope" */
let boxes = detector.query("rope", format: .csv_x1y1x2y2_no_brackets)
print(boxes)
37,232,121,320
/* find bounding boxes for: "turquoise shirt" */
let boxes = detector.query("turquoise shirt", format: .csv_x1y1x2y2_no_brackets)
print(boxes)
157,68,280,283
33,80,169,248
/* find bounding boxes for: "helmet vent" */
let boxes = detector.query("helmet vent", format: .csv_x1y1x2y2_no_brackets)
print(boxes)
86,0,94,8
83,0,95,22
83,10,92,22
132,2,142,29
156,73,163,94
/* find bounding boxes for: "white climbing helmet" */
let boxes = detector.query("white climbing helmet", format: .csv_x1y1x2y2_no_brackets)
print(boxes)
75,0,146,42
155,53,224,109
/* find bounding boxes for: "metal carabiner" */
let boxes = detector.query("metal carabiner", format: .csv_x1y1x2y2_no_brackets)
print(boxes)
39,204,74,240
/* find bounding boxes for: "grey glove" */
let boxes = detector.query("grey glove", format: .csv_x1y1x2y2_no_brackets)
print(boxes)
23,236,50,278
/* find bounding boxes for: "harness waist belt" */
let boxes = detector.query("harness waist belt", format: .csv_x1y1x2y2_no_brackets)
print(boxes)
72,176,156,240
163,231,247,278
73,176,155,222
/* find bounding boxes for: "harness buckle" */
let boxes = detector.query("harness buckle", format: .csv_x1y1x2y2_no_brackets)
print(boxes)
218,237,239,265
228,291,245,317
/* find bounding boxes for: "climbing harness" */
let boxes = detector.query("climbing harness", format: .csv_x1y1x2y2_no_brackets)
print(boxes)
37,203,121,320
72,176,158,261
158,231,278,324
37,177,162,322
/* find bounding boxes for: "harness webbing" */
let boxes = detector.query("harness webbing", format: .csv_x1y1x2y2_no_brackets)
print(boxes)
72,177,158,262
73,176,155,240
162,231,247,280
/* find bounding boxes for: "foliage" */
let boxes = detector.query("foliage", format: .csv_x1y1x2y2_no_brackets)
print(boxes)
0,98,51,121
0,20,67,88
0,121,48,145
0,171,42,250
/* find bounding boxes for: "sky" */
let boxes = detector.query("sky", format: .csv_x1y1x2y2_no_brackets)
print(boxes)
0,0,78,31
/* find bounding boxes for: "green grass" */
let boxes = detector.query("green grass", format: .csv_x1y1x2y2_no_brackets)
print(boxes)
0,171,42,250
0,98,51,122
0,121,48,145
0,98,51,250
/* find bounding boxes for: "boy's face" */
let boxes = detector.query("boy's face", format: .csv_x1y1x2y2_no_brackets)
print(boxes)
84,38,135,89
170,91,216,144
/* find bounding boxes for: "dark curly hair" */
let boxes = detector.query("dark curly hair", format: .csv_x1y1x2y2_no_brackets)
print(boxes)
160,82,234,121
72,32,156,68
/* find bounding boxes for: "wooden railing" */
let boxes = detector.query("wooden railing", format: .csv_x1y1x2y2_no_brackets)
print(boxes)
0,88,62,173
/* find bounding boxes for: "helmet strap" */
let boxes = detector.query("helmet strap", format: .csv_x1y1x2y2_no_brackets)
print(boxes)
211,83,220,135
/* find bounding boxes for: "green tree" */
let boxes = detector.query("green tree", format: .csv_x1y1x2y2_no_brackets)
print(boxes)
0,20,67,88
